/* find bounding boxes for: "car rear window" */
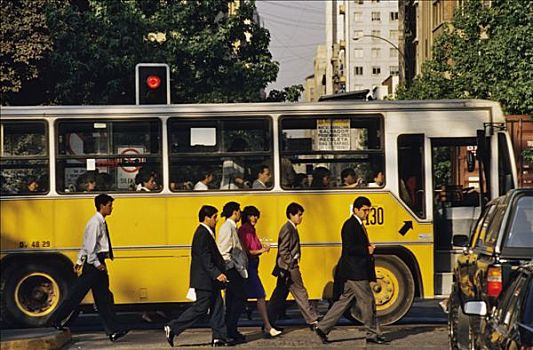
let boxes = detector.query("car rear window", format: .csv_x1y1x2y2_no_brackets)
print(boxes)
506,196,533,248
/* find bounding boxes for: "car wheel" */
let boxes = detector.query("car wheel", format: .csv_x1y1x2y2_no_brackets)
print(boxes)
448,287,469,350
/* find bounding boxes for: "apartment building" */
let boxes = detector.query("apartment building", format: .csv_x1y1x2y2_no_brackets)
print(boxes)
326,0,401,96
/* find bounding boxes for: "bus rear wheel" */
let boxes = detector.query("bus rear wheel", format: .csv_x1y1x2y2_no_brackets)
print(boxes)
373,255,415,325
2,263,70,327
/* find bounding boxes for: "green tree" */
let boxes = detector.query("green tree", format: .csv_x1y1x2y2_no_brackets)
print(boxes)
1,0,278,105
0,0,53,100
397,0,533,115
266,84,304,102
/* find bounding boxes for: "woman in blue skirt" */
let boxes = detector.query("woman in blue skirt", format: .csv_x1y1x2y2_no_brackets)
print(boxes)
238,206,282,338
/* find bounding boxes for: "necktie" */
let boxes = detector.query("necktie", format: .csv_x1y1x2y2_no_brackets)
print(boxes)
104,221,114,260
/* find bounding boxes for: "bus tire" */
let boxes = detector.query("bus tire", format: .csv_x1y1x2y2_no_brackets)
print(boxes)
372,255,415,325
2,263,71,327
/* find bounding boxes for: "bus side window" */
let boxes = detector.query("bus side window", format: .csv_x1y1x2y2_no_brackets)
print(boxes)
168,117,273,191
279,115,384,190
397,134,426,218
0,121,49,196
56,119,162,193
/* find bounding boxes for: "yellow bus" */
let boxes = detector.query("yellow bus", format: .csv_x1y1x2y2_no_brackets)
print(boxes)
0,100,517,327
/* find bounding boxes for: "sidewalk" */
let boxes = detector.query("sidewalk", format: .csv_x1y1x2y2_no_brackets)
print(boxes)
0,328,71,350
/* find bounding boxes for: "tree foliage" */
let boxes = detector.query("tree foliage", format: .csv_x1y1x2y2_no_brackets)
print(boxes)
266,84,304,102
397,0,532,115
0,0,53,96
1,0,279,105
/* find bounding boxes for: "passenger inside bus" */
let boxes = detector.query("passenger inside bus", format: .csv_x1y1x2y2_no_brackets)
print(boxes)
310,167,331,188
220,138,248,190
19,175,41,194
135,168,158,192
76,171,97,192
194,167,215,191
252,165,272,190
341,168,363,188
367,170,384,188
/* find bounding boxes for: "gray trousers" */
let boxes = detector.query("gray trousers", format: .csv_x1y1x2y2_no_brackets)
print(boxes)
318,279,381,338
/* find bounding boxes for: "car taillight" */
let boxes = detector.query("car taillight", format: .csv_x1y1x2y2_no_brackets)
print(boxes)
487,265,503,298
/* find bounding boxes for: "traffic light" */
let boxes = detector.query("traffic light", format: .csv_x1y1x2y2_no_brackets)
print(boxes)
136,63,170,105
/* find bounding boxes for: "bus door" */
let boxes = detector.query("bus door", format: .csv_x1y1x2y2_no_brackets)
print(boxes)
430,137,484,296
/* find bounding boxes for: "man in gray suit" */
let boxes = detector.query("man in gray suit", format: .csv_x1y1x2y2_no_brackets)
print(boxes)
314,196,388,344
267,202,319,330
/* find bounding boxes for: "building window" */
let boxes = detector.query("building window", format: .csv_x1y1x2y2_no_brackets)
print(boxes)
353,30,363,39
356,0,364,4
372,66,381,75
371,30,381,41
354,12,362,21
390,66,399,76
371,0,380,3
389,30,399,39
371,11,381,21
390,48,398,57
354,66,364,76
390,11,399,21
354,48,363,58
371,48,381,58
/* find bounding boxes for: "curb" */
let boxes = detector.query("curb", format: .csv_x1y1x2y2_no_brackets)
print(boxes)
0,329,71,350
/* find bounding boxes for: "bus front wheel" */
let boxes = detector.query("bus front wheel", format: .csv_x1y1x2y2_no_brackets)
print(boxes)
373,255,415,325
2,263,70,327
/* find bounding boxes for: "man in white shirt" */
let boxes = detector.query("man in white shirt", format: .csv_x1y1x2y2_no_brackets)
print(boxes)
217,201,248,343
49,194,128,342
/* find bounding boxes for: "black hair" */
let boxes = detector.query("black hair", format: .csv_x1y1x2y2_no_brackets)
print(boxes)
222,201,240,218
341,168,356,180
256,165,270,177
311,166,330,188
372,170,383,179
198,167,214,181
353,196,372,209
135,169,154,185
286,202,304,219
241,206,261,224
95,193,114,211
198,205,218,222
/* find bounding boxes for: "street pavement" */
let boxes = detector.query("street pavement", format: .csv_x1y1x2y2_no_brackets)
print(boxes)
63,324,448,349
1,299,449,349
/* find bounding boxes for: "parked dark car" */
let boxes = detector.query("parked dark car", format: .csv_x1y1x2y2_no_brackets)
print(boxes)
462,263,533,350
449,189,533,350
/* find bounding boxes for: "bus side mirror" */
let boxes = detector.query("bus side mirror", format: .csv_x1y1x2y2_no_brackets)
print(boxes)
467,151,475,172
452,234,469,247
463,301,488,316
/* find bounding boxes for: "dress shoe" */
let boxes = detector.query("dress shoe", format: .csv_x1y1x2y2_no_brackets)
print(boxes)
263,327,282,338
164,325,175,347
315,327,330,344
109,330,129,342
262,325,284,332
366,335,389,344
211,338,232,347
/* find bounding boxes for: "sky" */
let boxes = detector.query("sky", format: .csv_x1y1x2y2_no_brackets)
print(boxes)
255,1,326,92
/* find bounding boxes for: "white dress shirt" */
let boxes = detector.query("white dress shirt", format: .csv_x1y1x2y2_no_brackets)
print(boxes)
217,218,248,278
76,212,110,268
194,181,209,191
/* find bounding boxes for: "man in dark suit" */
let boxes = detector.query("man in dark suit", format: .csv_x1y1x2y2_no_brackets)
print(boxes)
164,205,230,347
315,196,388,345
267,202,319,331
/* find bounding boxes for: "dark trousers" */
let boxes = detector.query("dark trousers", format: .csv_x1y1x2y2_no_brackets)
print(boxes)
267,266,318,327
224,268,246,337
318,279,381,338
168,288,226,340
49,263,120,335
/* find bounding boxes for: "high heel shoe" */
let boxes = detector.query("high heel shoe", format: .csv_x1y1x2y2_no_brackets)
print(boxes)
264,327,282,338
